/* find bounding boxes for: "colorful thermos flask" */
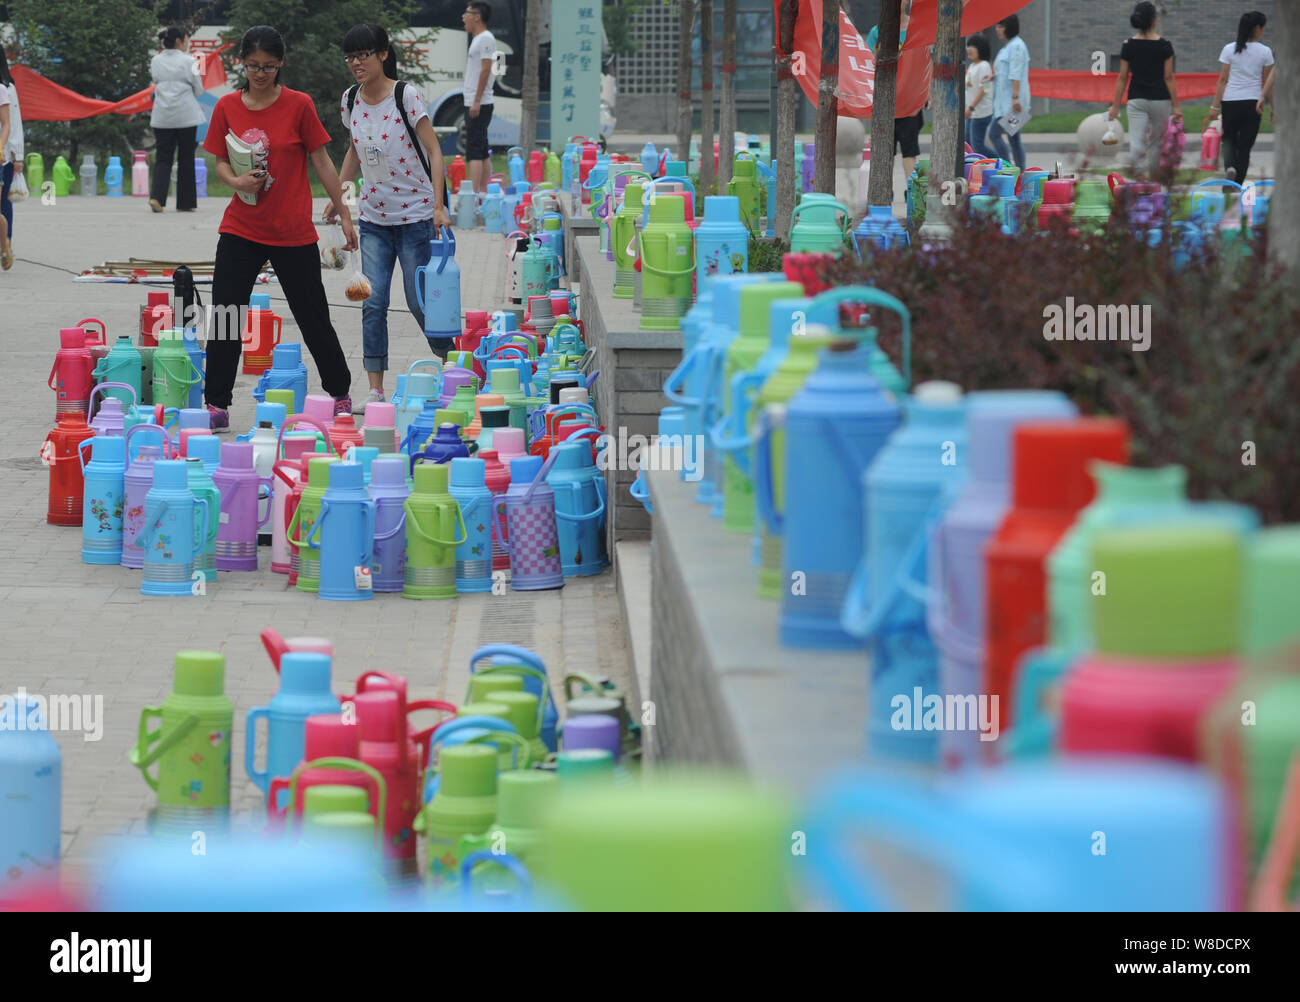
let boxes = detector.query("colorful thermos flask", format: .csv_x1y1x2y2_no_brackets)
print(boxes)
185,443,223,585
308,460,377,601
416,229,461,341
0,696,62,891
469,645,559,753
42,411,94,527
403,461,466,600
547,429,609,577
499,454,564,591
137,459,208,597
290,454,340,593
77,433,127,565
50,328,95,418
369,454,411,592
354,689,421,873
129,651,234,837
448,457,494,593
212,441,270,571
246,653,342,810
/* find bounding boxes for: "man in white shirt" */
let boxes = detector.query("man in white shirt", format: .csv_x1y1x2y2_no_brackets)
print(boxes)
461,2,497,193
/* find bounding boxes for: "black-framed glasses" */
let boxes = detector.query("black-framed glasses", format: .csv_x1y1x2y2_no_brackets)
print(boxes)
344,50,376,64
244,61,282,75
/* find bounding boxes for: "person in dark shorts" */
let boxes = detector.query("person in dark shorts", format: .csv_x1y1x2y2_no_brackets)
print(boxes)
461,2,497,192
894,110,923,181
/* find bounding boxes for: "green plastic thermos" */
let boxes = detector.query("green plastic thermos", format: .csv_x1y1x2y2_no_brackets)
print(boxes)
727,153,764,233
152,328,202,410
1243,526,1300,656
51,156,75,198
717,282,805,534
464,770,560,890
788,193,852,255
639,194,695,332
403,462,466,599
184,454,221,584
538,773,793,911
289,455,339,593
93,335,144,408
467,673,525,703
753,330,834,598
556,748,614,791
612,183,645,299
129,651,234,837
418,743,499,890
25,153,45,192
488,691,547,765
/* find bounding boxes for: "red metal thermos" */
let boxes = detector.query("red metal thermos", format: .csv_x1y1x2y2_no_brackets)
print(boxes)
241,304,283,375
140,291,172,348
983,419,1130,727
42,411,94,526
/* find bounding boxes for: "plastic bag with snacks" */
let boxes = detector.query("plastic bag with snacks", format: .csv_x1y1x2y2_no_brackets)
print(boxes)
345,251,372,302
319,222,347,270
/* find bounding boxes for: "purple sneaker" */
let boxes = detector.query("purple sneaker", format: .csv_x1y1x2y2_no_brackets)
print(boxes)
333,396,353,417
206,405,230,431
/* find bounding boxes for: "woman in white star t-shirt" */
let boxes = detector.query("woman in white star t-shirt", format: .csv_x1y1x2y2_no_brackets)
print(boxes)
325,23,452,407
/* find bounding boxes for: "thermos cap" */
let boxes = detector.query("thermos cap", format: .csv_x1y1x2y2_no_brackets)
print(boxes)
489,691,540,739
494,428,526,459
658,408,687,437
558,388,588,406
60,328,87,348
256,402,287,426
370,454,408,487
1244,526,1300,655
305,455,340,483
328,461,364,489
173,651,226,697
90,435,126,464
488,368,522,394
304,713,360,759
270,344,303,367
913,380,963,406
449,456,486,488
354,690,402,744
151,458,188,490
407,372,439,397
438,744,499,798
219,441,254,470
283,435,318,462
249,293,271,310
966,390,1078,486
562,713,620,761
496,770,560,829
304,394,335,424
480,406,511,429
739,283,806,338
510,454,543,483
467,674,525,701
465,310,490,328
1011,419,1129,511
365,401,396,427
457,701,512,721
556,748,614,782
147,291,171,308
178,407,211,430
0,696,50,731
302,784,369,817
265,390,297,413
188,434,221,466
413,461,450,494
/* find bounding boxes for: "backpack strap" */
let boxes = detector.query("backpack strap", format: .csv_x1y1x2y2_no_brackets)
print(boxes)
394,81,433,185
346,84,360,116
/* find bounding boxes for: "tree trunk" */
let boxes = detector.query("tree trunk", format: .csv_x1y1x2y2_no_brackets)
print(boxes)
519,0,543,153
1272,4,1300,271
927,0,963,199
775,0,799,239
813,0,840,193
867,0,902,207
700,0,715,198
677,0,696,162
719,0,738,189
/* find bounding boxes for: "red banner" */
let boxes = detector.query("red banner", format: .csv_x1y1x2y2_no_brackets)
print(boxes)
12,48,229,123
1028,70,1223,102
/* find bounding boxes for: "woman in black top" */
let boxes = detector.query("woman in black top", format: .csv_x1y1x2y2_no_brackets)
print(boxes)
1108,2,1182,180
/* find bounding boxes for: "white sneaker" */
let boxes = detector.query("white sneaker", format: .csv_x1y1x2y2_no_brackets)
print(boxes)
359,389,384,414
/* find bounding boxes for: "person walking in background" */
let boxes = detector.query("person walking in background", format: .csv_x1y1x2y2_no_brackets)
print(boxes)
988,15,1030,171
202,25,356,429
325,22,453,408
866,4,924,194
149,25,207,213
965,34,995,159
461,2,497,194
0,47,24,271
1107,3,1181,182
1210,11,1275,183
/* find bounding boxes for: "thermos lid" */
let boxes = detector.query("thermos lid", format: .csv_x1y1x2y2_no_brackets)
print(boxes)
658,408,686,437
300,813,377,851
475,392,505,410
173,650,226,697
739,283,805,338
556,748,614,783
1011,419,1129,512
468,674,525,702
488,367,522,394
449,456,486,488
304,713,359,758
305,455,340,484
364,401,396,427
1243,526,1300,655
767,297,812,353
438,368,475,398
457,701,511,721
178,428,211,457
151,458,188,490
270,344,303,366
249,292,271,310
495,428,526,460
328,461,364,490
178,407,211,430
913,380,963,406
283,434,318,462
188,434,221,468
304,394,335,424
966,391,1078,487
413,461,450,494
434,418,463,437
370,454,408,487
147,291,170,307
438,744,498,798
220,441,254,470
355,690,402,744
0,695,50,732
60,328,87,348
549,440,589,472
1092,524,1243,658
496,770,560,830
647,193,685,225
510,454,543,483
492,310,519,332
703,194,742,223
349,446,379,476
563,713,620,761
490,691,540,740
407,372,439,398
557,387,588,407
465,310,490,328
302,784,369,817
480,406,511,429
256,401,287,427
265,390,297,414
90,435,126,464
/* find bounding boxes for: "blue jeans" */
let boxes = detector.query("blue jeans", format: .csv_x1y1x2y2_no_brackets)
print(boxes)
965,116,995,159
987,117,1026,170
1,161,13,239
359,218,454,372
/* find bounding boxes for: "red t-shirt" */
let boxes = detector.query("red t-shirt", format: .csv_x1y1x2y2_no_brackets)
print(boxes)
202,87,332,247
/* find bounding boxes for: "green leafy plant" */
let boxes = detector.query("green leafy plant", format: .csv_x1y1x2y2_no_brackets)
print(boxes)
748,234,789,272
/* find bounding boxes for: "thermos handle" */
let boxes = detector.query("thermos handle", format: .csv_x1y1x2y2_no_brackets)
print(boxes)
407,699,459,770
464,729,533,770
414,264,427,311
286,498,307,551
1251,751,1300,912
256,475,274,529
564,671,615,703
76,437,94,478
270,315,283,348
88,381,138,415
554,479,605,524
807,285,912,390
492,497,511,557
306,498,328,550
435,227,456,276
361,499,376,568
522,445,566,505
287,757,388,851
372,497,408,542
128,708,199,790
274,413,334,461
663,345,704,407
709,370,765,462
77,317,108,345
200,485,220,545
125,422,172,462
157,352,202,389
244,706,271,794
754,408,785,535
403,499,467,548
460,850,532,903
136,500,171,551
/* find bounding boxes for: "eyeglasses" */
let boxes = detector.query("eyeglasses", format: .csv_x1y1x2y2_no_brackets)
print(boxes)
244,61,282,75
344,51,375,64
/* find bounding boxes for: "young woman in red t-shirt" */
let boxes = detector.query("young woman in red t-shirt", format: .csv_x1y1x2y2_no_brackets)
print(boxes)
201,25,358,427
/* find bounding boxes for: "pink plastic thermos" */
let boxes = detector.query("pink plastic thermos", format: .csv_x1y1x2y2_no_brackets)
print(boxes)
354,689,421,873
50,328,95,418
259,628,334,675
267,713,383,827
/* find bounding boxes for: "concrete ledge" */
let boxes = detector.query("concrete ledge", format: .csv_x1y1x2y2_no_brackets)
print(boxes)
646,467,866,784
615,539,654,763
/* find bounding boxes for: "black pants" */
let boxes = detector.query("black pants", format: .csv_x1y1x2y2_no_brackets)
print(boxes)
1221,100,1262,182
151,126,197,209
206,232,352,409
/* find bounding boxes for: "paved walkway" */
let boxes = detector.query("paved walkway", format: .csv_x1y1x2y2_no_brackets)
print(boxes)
0,195,629,894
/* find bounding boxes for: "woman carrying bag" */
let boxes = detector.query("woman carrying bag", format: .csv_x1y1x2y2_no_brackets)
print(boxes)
0,46,24,271
149,25,208,212
1210,10,1275,183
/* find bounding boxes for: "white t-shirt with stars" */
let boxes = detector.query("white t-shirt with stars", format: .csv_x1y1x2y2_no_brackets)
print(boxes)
340,83,437,226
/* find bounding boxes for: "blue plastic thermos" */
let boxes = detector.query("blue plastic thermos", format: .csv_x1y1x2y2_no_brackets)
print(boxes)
0,696,62,891
349,446,380,486
212,441,270,572
410,424,470,474
401,398,443,459
482,182,505,233
308,461,377,602
252,343,309,414
245,652,341,809
395,362,443,443
695,195,750,285
369,455,411,593
79,433,127,564
139,459,210,597
104,155,124,196
455,180,477,229
448,457,494,593
841,381,969,763
640,141,659,176
778,289,911,649
185,448,221,583
195,157,207,198
415,229,462,341
547,428,609,577
121,424,170,570
507,146,526,185
181,327,206,410
469,645,559,753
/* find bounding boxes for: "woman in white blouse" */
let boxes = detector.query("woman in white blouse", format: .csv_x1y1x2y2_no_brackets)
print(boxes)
0,46,22,270
149,25,207,212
